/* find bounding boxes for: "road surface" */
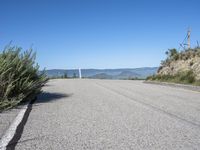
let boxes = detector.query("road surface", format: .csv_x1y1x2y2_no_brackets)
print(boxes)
14,79,200,149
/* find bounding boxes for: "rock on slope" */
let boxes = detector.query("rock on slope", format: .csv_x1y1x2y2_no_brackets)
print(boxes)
157,48,200,80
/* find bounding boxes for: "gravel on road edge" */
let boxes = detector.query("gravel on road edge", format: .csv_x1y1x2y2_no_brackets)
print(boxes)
144,80,200,92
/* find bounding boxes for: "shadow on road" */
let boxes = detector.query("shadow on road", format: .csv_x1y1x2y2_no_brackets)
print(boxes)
35,92,73,104
6,92,72,149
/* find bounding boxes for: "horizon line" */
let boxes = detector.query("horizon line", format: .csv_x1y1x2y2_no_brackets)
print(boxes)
44,66,158,70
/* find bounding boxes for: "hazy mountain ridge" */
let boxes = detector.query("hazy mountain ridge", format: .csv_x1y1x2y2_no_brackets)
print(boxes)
45,67,158,79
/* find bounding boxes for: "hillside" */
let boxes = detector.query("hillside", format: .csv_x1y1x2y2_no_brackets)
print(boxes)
89,73,113,79
148,48,200,85
45,67,158,79
114,71,141,79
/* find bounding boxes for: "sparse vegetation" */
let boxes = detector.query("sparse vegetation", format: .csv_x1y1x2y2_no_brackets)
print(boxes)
147,70,200,86
0,45,48,111
49,72,79,79
160,48,200,67
73,73,77,78
147,47,200,86
63,73,68,78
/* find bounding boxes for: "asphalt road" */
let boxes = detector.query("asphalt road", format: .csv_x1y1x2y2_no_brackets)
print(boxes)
15,79,200,150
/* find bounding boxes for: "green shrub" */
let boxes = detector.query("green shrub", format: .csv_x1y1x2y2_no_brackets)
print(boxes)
161,48,200,67
0,45,48,111
146,70,199,86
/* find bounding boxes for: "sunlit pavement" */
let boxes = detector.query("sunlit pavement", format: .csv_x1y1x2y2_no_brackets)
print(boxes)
15,79,200,150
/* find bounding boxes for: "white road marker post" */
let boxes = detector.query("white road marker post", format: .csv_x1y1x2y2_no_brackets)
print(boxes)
79,68,82,79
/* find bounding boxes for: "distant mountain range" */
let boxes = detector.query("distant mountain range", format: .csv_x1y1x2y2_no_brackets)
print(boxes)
45,67,158,79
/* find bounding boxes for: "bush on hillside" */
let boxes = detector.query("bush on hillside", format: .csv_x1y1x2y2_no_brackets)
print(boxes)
147,70,200,86
148,47,200,86
161,48,200,66
0,45,48,111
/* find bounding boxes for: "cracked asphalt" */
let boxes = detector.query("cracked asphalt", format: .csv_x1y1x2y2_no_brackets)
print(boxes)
15,79,200,150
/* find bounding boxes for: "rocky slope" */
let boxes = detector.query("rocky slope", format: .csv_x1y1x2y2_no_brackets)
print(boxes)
157,48,200,80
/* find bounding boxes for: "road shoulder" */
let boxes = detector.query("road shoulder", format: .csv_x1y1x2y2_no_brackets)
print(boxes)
144,80,200,92
0,108,21,138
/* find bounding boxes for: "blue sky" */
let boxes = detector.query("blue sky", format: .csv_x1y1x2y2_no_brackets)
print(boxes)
0,0,200,69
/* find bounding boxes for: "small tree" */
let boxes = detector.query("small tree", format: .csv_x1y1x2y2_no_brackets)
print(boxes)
166,48,177,57
64,73,68,78
165,48,179,60
73,73,77,78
